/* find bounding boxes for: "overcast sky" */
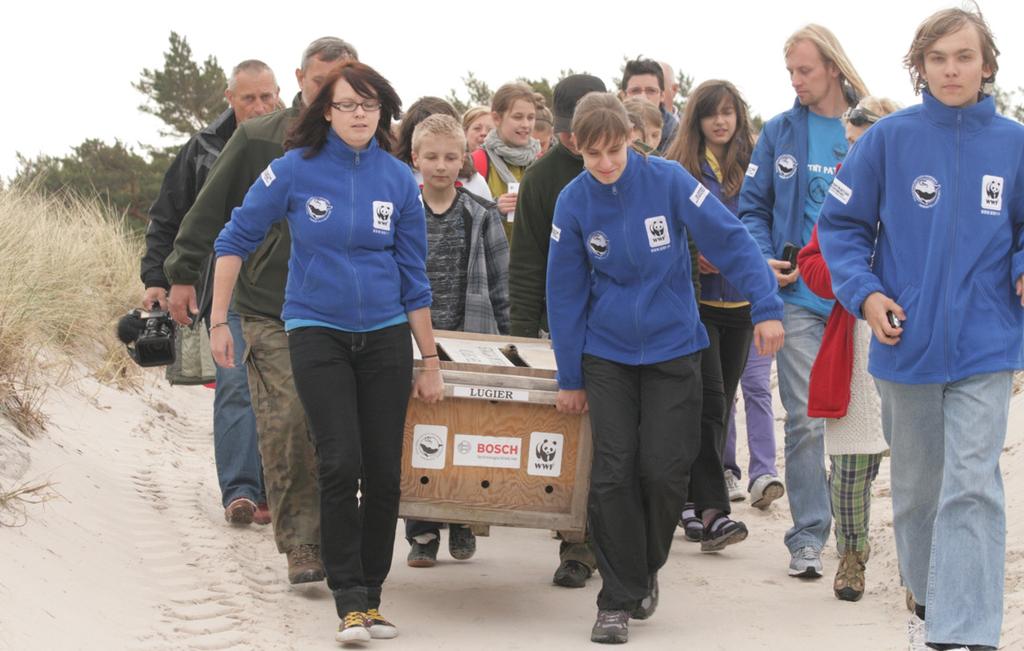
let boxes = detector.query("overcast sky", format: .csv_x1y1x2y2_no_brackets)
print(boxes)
2,0,1022,180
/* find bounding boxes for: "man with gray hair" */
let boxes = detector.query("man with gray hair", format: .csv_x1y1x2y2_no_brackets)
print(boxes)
165,37,358,585
141,59,279,528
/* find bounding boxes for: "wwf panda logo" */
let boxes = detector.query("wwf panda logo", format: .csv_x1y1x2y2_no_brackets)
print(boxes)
776,154,797,180
911,175,941,208
986,177,1002,201
372,200,394,233
536,439,558,463
588,231,610,259
306,196,332,222
650,221,665,238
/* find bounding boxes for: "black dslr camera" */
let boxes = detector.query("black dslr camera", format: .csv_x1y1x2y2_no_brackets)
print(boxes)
116,308,177,367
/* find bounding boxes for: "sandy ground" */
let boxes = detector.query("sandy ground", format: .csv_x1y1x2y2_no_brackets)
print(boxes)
2,367,1023,651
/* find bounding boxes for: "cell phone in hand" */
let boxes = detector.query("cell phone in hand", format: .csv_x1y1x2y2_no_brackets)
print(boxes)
886,311,903,329
781,242,799,273
506,182,520,223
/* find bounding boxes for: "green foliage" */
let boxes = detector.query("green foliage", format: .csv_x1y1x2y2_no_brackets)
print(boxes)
519,77,554,109
12,139,167,230
446,72,494,115
674,71,694,114
132,31,227,139
994,85,1024,123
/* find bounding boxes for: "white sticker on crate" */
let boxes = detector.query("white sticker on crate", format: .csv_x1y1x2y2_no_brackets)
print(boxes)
527,432,564,477
453,434,522,469
453,385,529,402
411,424,447,469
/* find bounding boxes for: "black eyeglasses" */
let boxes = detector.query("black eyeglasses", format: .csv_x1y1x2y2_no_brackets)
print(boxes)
330,100,381,113
843,106,881,127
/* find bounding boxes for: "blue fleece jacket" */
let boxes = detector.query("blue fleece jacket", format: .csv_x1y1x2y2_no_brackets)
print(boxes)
546,150,784,389
697,159,746,304
214,131,431,331
818,92,1024,384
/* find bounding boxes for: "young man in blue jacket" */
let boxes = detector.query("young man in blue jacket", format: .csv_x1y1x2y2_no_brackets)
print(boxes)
739,24,868,578
818,8,1023,650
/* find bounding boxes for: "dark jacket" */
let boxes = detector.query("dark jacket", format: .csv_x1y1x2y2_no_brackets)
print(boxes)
141,107,237,298
509,142,583,337
164,95,302,321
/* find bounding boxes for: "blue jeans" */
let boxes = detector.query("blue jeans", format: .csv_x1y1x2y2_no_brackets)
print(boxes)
777,303,829,553
876,371,1012,648
213,310,266,507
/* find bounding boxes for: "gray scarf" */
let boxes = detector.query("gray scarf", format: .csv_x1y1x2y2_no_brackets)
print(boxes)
482,129,540,185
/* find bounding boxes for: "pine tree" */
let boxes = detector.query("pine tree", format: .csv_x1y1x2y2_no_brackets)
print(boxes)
133,32,227,139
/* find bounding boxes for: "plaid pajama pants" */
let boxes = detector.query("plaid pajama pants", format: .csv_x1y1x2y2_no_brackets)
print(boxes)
829,453,883,553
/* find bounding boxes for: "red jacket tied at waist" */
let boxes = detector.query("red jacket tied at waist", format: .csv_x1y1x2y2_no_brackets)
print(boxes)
798,225,855,418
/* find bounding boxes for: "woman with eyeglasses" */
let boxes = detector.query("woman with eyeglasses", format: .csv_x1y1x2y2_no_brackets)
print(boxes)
209,61,444,644
797,94,898,602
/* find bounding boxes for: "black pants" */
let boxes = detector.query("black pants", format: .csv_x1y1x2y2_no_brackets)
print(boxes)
687,304,753,514
583,352,702,610
288,323,412,616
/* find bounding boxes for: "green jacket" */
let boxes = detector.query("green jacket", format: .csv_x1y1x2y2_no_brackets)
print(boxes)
508,141,700,338
164,102,300,321
508,142,583,337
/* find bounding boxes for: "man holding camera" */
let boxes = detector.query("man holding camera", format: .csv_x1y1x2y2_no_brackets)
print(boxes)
140,59,280,527
162,37,358,585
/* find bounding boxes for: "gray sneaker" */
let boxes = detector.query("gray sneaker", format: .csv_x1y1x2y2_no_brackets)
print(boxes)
725,471,746,502
591,609,629,644
788,546,823,578
630,574,658,620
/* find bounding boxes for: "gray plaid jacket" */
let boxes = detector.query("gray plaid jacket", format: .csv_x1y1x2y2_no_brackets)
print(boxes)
455,188,510,335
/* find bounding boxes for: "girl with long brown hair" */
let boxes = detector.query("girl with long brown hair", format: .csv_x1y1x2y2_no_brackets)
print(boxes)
665,81,773,551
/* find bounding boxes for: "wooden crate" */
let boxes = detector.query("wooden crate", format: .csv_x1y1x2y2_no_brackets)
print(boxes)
398,331,592,542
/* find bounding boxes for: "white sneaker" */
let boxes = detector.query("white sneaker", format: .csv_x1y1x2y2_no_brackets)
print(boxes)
907,614,927,651
749,474,785,509
725,470,746,502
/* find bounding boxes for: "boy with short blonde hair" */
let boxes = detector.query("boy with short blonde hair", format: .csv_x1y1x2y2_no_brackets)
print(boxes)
404,114,510,565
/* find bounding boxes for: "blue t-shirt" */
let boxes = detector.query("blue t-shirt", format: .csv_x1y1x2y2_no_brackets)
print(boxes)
783,112,847,317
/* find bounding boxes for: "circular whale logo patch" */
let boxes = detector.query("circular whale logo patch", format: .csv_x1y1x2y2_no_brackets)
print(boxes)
911,176,940,209
776,154,797,180
587,231,610,259
306,196,332,222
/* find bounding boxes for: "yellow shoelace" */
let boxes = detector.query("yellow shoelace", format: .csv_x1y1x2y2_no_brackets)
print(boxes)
365,609,386,623
342,611,366,628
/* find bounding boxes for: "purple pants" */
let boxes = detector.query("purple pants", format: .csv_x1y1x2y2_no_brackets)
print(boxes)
724,340,778,487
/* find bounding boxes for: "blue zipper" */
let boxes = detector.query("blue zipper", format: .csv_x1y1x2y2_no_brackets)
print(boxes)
943,112,961,382
349,150,364,329
615,184,645,363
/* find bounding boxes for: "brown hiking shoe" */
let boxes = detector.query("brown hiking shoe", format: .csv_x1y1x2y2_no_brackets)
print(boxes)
834,549,868,601
224,498,256,525
286,544,325,584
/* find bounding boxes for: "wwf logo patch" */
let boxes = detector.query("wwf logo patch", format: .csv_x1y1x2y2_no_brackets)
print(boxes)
981,175,1004,213
776,154,797,180
645,216,671,250
372,201,394,233
306,196,332,222
587,231,609,259
911,175,941,208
